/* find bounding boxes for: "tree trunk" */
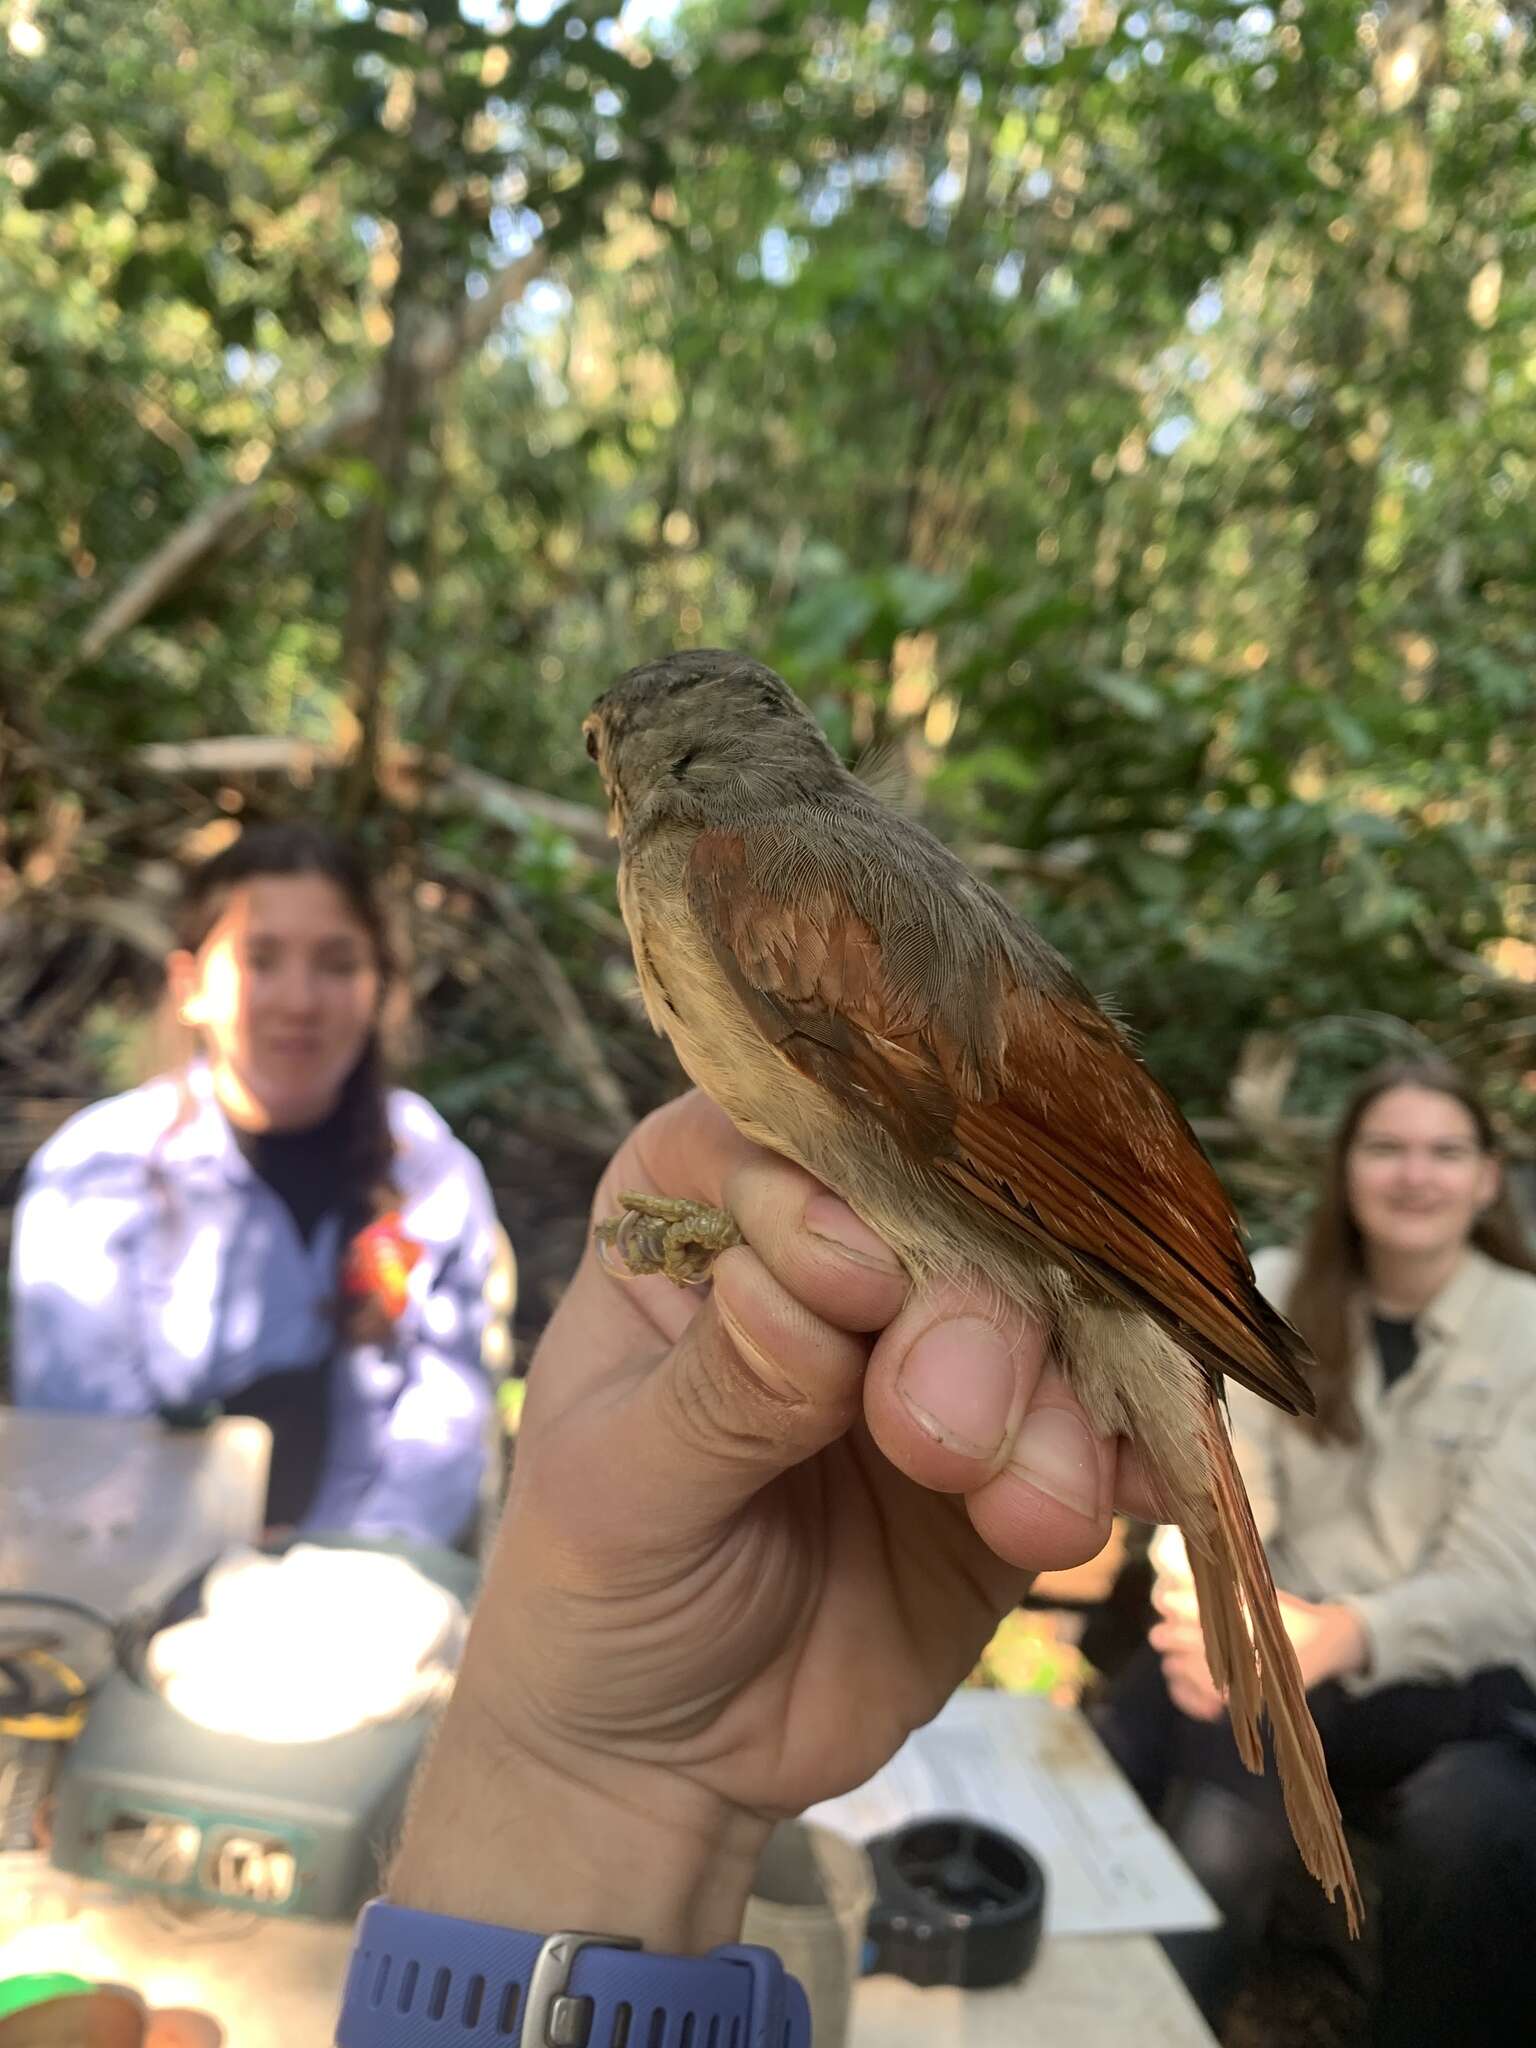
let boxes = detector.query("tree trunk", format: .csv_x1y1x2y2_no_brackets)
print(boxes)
338,221,428,825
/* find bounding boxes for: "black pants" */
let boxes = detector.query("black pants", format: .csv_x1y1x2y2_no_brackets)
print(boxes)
1095,1643,1536,2046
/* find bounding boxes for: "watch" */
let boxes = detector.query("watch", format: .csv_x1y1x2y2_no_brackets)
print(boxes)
336,1900,813,2047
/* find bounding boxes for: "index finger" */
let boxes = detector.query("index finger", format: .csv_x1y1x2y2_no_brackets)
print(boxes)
588,1092,765,1343
598,1093,1167,1560
591,1092,911,1342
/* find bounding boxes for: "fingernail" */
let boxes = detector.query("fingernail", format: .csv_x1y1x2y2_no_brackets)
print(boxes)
1009,1407,1100,1518
715,1301,792,1401
897,1318,1017,1459
804,1193,904,1275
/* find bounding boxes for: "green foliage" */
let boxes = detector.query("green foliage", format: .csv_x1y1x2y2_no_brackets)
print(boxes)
3,0,1533,1165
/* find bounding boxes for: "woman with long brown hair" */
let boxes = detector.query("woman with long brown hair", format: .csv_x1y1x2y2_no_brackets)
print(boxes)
10,822,501,1543
1098,1059,1536,2047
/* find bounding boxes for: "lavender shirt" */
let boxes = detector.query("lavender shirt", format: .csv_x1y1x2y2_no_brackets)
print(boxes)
9,1064,498,1545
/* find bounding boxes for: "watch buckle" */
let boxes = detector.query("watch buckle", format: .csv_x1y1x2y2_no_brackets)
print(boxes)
524,1929,642,2048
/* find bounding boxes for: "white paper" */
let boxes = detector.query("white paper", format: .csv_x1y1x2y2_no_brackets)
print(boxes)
802,1691,1218,1938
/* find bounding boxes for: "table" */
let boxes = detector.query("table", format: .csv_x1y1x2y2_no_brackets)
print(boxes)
852,1941,1216,2044
0,1411,270,1855
0,1417,1215,2042
0,1412,270,1621
2,1886,1216,2046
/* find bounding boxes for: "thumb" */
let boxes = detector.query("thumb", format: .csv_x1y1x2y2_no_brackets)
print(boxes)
625,1244,868,1538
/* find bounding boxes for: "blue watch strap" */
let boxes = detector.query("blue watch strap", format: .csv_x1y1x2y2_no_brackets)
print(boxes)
336,1900,813,2047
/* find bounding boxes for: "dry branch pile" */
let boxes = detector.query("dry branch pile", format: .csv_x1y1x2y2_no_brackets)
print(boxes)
4,739,1530,1360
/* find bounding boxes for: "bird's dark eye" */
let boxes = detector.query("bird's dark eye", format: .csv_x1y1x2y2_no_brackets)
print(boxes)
672,747,699,778
584,726,600,761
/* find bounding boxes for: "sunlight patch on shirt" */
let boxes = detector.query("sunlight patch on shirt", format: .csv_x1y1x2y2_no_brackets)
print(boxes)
18,1188,123,1307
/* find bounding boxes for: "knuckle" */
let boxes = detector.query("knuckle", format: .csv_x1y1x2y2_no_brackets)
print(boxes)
661,1312,812,1467
723,1154,813,1244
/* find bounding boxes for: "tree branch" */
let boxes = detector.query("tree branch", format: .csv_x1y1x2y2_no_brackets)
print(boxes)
42,248,546,694
37,0,807,699
436,858,633,1143
130,733,614,857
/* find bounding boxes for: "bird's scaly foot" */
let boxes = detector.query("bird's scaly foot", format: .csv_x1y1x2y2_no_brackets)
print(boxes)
595,1191,744,1287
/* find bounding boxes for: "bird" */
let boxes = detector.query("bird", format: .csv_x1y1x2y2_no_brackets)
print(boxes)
582,647,1360,1928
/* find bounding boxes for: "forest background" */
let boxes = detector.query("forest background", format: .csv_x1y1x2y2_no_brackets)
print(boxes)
3,0,1533,1355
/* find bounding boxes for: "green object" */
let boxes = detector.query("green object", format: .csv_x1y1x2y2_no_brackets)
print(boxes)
497,1377,526,1433
0,1974,93,2022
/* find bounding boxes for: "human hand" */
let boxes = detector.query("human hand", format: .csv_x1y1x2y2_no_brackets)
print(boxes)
0,1990,219,2047
1150,1573,1226,1723
392,1091,1157,1949
1278,1592,1369,1691
1150,1558,1369,1727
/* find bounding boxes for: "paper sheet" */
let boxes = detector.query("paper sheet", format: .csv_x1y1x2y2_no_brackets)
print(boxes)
802,1691,1219,1938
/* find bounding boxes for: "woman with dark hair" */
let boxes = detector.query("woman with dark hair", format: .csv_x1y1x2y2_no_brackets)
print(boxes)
1096,1059,1536,2046
9,822,501,1546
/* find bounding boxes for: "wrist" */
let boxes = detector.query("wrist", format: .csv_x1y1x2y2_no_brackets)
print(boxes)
389,1689,768,1954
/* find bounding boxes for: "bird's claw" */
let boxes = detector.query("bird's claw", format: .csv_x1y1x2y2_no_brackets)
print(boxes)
595,1191,744,1286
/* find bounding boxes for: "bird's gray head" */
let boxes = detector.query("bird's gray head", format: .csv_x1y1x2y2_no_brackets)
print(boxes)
584,649,845,838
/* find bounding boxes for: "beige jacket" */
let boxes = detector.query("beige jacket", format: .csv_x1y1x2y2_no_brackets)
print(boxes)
1225,1246,1536,1693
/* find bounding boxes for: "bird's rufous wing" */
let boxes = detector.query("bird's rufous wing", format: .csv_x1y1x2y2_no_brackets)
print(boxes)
686,828,1312,1415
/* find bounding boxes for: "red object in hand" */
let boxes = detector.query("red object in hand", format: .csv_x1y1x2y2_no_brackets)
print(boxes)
343,1211,424,1322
